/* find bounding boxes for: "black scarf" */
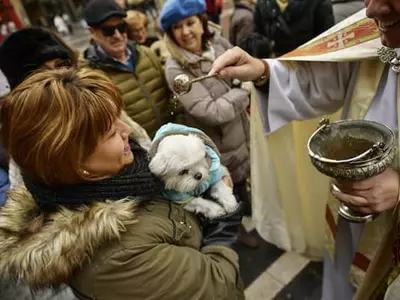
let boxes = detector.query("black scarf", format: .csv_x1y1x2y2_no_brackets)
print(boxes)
23,138,162,212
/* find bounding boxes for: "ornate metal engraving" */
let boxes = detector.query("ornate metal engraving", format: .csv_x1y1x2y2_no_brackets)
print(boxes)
308,119,396,222
308,119,396,181
310,147,396,181
378,47,400,73
172,73,219,96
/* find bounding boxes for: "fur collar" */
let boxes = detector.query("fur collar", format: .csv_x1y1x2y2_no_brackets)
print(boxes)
165,22,222,69
0,187,137,288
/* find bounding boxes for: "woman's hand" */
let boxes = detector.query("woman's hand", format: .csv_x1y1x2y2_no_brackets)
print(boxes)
332,168,400,214
222,166,233,189
209,47,267,81
240,81,253,93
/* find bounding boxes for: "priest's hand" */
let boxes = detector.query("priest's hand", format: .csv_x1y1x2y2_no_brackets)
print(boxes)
209,47,268,81
221,166,233,189
332,168,400,214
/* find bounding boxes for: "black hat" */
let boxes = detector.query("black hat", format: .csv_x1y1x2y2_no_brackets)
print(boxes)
84,0,127,26
0,27,72,89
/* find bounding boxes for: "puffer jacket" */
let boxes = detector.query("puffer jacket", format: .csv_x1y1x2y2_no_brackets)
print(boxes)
0,192,244,300
254,0,334,56
164,24,250,184
83,42,173,138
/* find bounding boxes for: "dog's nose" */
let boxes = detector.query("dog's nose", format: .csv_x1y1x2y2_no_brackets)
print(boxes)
194,173,203,180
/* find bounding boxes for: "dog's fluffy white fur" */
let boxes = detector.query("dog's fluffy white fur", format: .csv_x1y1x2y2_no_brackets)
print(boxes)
149,134,238,218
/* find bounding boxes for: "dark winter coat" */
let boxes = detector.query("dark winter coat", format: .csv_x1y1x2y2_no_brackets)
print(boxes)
254,0,334,57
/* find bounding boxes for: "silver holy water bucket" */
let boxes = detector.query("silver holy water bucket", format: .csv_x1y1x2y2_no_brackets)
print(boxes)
307,119,396,222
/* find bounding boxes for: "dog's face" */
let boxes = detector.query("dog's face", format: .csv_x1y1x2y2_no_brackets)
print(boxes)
149,134,210,193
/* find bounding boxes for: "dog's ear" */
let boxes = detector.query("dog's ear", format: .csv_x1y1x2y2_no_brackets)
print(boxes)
149,152,169,176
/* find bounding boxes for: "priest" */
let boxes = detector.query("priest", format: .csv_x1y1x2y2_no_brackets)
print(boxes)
210,1,400,299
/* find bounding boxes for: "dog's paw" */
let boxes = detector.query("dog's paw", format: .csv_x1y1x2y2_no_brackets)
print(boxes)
210,181,238,213
184,197,226,219
220,194,239,213
205,204,226,219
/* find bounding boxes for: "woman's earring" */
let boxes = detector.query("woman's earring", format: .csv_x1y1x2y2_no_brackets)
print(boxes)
82,169,90,176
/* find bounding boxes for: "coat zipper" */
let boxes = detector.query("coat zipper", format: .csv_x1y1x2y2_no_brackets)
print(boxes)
168,202,177,241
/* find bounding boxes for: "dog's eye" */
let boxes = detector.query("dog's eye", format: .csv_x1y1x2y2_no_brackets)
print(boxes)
179,169,189,176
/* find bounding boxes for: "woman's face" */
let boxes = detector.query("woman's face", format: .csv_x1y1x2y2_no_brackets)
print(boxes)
82,118,133,178
171,16,204,53
130,23,148,44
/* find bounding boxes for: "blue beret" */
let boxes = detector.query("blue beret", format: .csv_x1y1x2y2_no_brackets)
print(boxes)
159,0,206,31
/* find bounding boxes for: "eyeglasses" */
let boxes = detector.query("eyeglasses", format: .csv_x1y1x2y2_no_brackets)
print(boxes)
99,22,128,37
131,27,145,34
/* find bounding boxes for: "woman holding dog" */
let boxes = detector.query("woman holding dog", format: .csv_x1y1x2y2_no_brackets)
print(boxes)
160,0,255,246
0,68,245,299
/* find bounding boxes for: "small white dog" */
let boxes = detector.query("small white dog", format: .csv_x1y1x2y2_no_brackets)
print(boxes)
149,124,238,218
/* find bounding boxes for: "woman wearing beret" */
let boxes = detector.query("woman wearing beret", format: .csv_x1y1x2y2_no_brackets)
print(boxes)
160,0,256,247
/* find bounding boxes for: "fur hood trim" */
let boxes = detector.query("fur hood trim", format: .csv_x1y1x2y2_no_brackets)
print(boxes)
165,22,221,69
0,187,137,288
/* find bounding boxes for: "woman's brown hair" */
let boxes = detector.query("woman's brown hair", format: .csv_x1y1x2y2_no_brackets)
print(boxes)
1,68,123,186
167,13,215,50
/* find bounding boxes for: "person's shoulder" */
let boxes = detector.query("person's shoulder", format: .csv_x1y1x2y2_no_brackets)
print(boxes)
125,199,178,238
80,43,107,70
146,36,159,46
213,34,233,52
137,44,157,59
94,199,188,259
86,199,173,253
135,44,165,73
165,56,182,70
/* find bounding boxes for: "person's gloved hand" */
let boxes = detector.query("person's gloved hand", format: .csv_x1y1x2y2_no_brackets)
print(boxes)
240,81,253,93
200,202,244,249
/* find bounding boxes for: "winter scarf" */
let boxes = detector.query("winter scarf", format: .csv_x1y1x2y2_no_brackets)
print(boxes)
23,138,162,212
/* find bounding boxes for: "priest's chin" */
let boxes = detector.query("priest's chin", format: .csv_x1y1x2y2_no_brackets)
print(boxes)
378,29,400,49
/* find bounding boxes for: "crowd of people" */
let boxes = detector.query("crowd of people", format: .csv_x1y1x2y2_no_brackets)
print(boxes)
0,0,397,299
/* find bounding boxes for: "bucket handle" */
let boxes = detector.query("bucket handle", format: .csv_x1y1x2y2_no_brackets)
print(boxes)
307,119,384,164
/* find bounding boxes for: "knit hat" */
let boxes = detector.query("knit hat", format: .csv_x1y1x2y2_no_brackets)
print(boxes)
159,0,206,31
0,27,72,89
84,0,127,26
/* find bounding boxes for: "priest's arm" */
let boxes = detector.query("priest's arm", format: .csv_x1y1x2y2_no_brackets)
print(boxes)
209,47,359,133
259,59,358,133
